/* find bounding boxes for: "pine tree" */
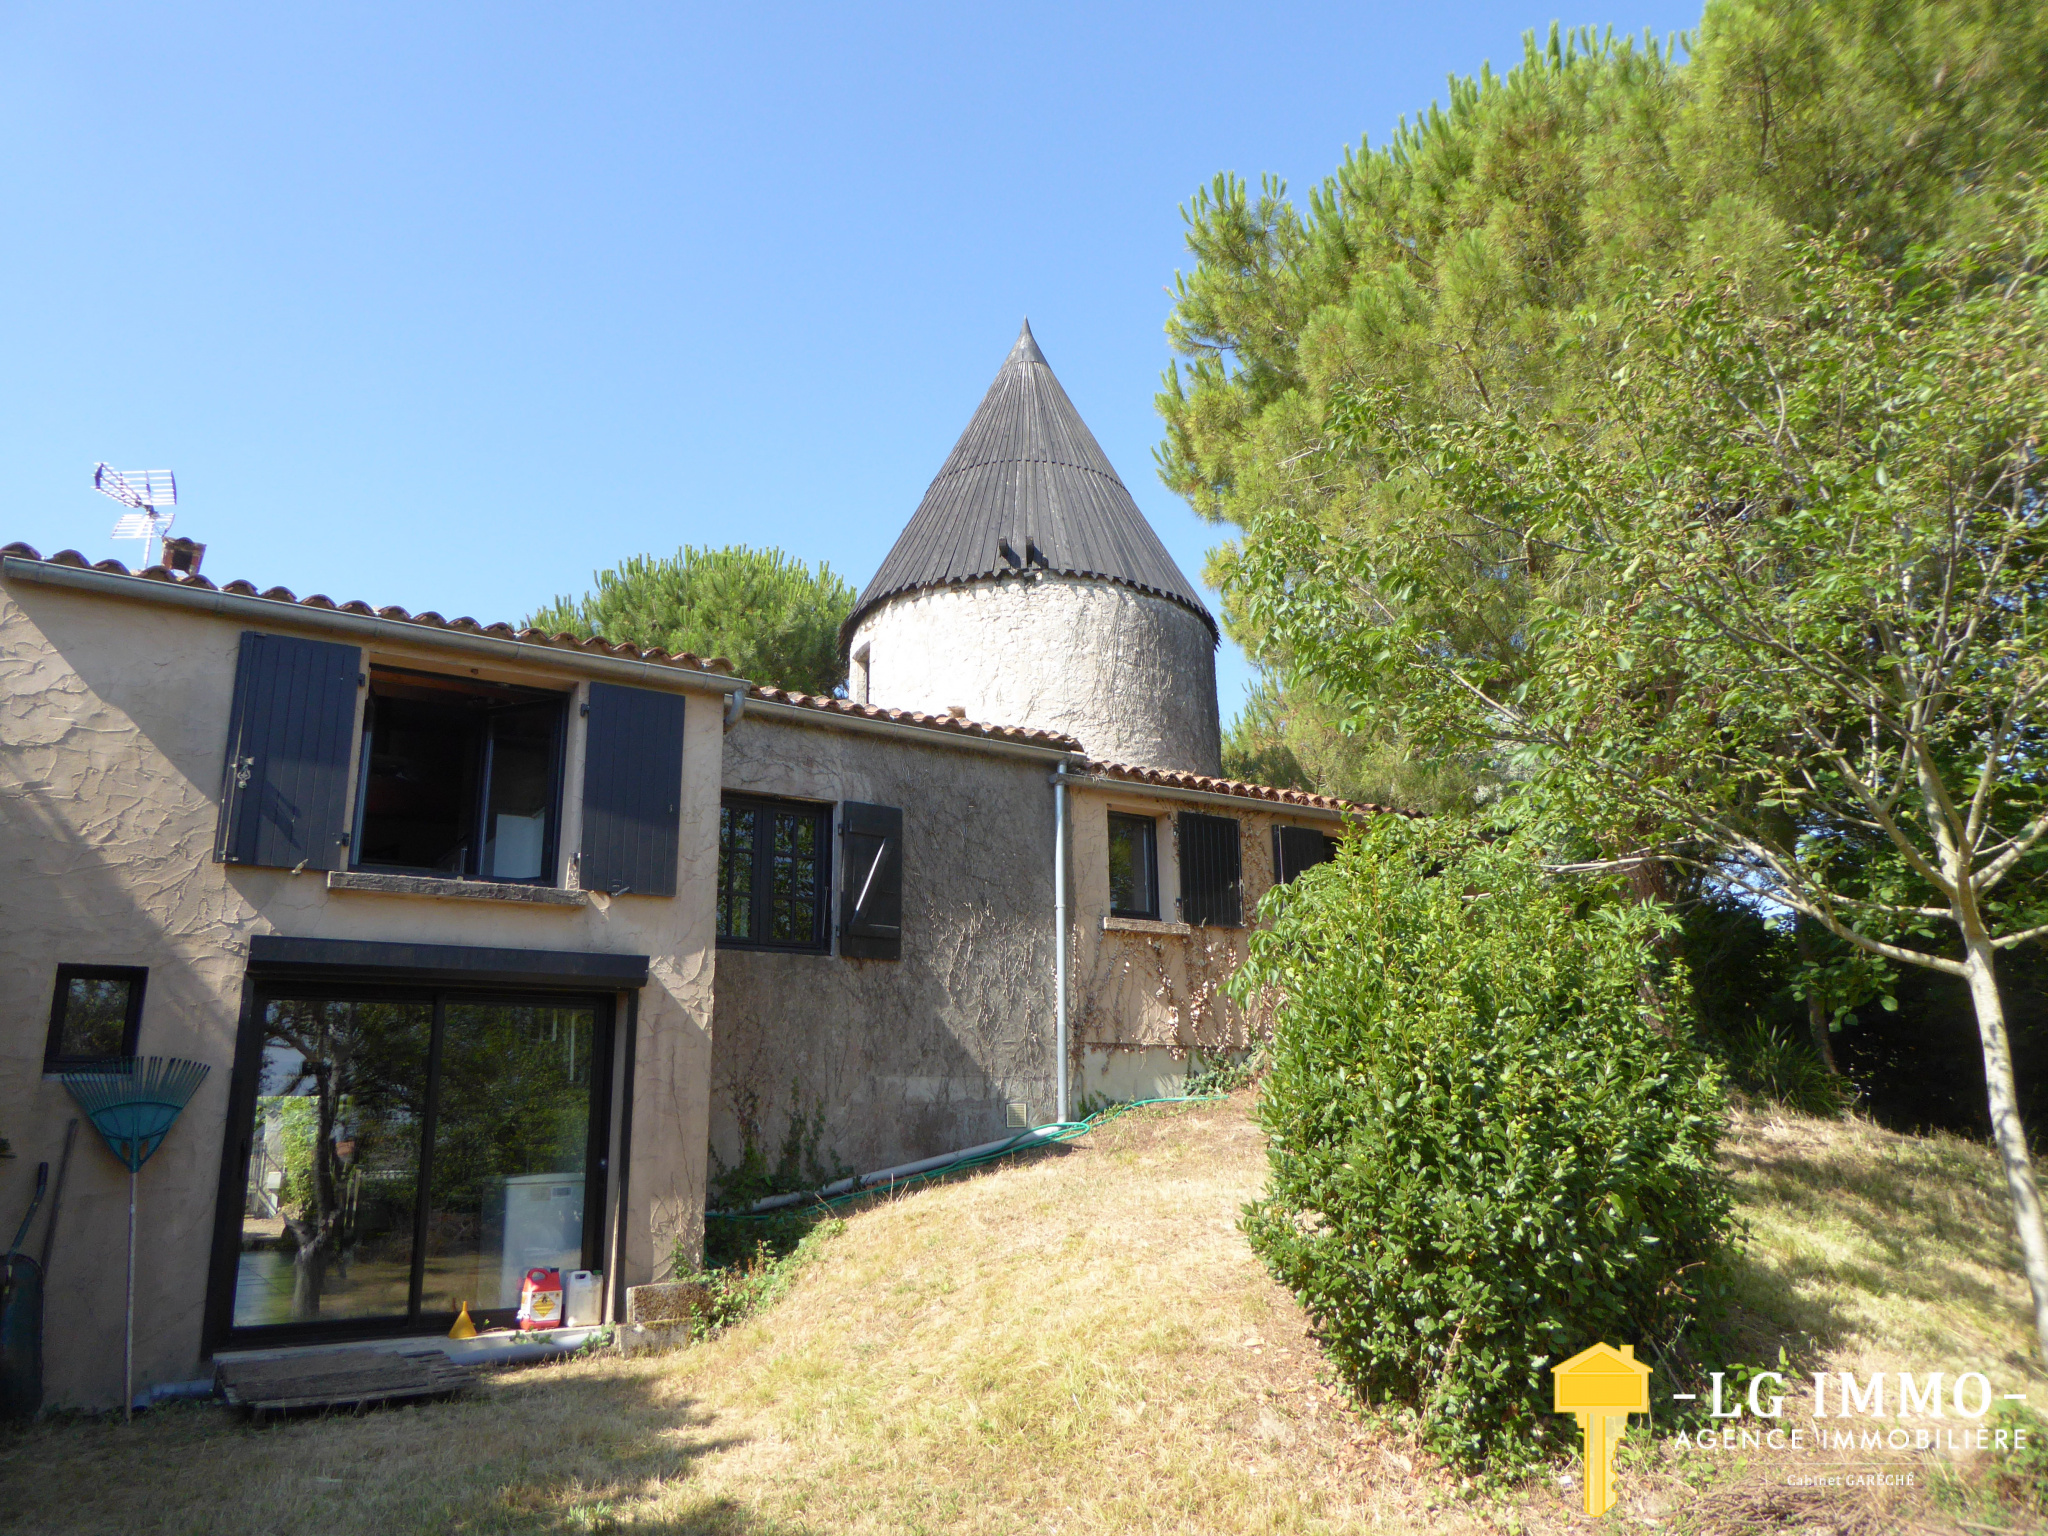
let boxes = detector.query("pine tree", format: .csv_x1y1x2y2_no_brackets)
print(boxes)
529,546,856,697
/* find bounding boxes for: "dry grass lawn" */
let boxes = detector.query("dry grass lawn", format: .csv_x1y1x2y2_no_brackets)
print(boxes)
3,1093,2043,1534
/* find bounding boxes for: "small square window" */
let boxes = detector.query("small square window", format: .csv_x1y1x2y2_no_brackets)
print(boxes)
45,965,146,1071
1108,813,1159,920
718,796,833,952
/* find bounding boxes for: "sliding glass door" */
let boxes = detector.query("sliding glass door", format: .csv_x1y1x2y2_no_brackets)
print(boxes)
225,986,611,1340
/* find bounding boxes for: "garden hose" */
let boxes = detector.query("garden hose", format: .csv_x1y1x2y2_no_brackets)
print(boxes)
708,1092,1227,1221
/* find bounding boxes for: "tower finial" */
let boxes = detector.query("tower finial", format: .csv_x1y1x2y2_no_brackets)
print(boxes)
1008,318,1045,365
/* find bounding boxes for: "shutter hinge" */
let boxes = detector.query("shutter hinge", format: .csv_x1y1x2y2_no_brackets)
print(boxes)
580,702,591,716
358,673,367,687
337,832,351,848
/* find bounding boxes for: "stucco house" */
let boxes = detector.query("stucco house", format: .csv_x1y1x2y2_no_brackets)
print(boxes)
0,322,1384,1410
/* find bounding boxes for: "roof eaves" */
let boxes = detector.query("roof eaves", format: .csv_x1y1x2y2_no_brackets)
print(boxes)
1076,758,1417,819
847,566,1220,648
0,543,743,682
747,684,1084,752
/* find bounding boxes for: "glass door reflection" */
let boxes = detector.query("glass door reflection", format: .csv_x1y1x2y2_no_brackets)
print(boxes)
228,988,609,1340
422,1000,599,1316
235,998,431,1327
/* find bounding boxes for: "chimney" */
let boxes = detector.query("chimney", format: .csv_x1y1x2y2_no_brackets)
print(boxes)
162,536,205,576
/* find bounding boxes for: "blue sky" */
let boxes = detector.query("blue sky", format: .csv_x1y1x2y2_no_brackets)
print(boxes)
1,2,1699,718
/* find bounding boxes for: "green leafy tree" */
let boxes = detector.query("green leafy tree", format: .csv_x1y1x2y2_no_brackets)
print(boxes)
529,546,855,697
1157,1,2048,797
1235,227,2048,1359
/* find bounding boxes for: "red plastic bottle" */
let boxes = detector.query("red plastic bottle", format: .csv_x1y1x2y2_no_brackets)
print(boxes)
517,1267,565,1330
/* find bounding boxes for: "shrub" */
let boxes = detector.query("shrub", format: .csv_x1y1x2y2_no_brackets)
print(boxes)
1721,1019,1852,1117
673,1219,846,1339
1233,821,1737,1470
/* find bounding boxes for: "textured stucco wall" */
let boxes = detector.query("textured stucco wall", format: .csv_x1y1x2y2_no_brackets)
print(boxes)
710,711,1059,1180
0,576,721,1409
850,576,1222,775
1066,787,1334,1095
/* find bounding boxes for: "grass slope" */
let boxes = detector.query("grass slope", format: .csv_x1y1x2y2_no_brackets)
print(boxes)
4,1095,2041,1534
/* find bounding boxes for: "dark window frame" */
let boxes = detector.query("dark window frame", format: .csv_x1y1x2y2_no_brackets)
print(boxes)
43,963,147,1072
717,794,835,954
1107,812,1161,920
349,666,569,887
204,977,615,1354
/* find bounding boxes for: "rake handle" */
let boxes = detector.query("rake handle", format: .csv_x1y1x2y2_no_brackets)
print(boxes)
125,1165,135,1425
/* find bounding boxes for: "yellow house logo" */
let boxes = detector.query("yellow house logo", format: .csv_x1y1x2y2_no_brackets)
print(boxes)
1553,1343,1651,1515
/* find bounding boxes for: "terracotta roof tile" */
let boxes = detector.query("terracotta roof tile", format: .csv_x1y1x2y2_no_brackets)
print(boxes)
745,684,1084,750
0,543,740,678
2,540,1406,812
1077,757,1414,819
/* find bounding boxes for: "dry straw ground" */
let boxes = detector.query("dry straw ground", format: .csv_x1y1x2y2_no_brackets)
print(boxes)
3,1093,2043,1534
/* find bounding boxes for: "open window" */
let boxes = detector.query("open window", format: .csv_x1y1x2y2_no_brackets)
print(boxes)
351,668,567,883
1107,812,1159,920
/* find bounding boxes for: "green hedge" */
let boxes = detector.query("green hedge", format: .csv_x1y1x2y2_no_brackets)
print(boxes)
1234,822,1735,1469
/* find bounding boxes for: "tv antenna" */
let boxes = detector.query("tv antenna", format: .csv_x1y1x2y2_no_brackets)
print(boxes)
93,465,178,567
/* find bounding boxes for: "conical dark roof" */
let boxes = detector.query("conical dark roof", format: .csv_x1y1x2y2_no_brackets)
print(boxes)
848,322,1218,641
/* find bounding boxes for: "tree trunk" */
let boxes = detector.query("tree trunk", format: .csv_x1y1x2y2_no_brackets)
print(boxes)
290,1228,328,1318
1961,934,2048,1369
1793,916,1838,1074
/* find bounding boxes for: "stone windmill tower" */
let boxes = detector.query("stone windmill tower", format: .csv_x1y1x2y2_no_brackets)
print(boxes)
845,322,1222,775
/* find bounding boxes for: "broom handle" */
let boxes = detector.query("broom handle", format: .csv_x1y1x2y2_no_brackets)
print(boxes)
125,1164,136,1424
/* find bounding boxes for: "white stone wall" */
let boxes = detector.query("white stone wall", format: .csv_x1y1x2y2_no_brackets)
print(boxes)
850,576,1222,775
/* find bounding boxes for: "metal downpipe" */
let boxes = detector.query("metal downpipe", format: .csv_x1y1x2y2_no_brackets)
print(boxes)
1054,760,1070,1123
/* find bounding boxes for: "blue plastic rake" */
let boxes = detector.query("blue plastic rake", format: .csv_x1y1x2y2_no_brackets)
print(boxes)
61,1057,210,1421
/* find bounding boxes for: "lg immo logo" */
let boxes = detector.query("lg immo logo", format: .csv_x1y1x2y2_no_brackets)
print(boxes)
1553,1347,2034,1516
1553,1344,1651,1516
1674,1366,2032,1453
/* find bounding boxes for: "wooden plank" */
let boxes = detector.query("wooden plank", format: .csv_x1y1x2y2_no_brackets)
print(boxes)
216,1347,476,1412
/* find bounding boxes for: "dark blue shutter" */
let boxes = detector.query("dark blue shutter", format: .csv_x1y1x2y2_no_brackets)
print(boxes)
839,802,902,960
580,682,686,897
1177,811,1242,927
214,631,362,870
1272,825,1337,885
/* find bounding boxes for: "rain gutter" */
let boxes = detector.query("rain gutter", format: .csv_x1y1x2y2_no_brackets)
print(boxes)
1061,771,1359,824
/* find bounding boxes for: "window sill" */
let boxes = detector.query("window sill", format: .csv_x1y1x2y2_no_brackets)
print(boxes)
326,871,588,907
715,938,832,955
43,1059,134,1080
1101,915,1191,936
